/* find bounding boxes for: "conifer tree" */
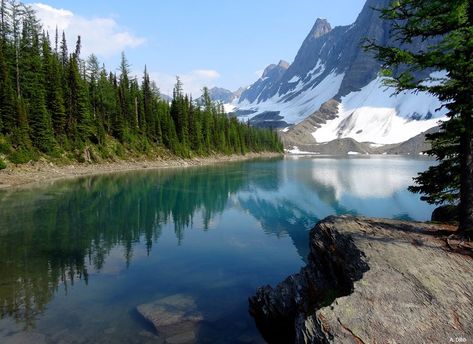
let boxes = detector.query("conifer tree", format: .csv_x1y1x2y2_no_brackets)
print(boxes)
20,15,56,152
142,66,156,142
0,0,283,162
367,0,473,235
60,31,67,67
0,40,15,134
43,32,66,141
66,51,93,144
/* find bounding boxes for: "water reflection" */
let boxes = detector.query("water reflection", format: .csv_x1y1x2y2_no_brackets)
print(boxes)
0,156,434,333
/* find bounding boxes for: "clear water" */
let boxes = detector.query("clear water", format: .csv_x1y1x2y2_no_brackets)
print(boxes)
0,156,435,343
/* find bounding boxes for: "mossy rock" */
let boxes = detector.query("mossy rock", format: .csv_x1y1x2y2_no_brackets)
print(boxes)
431,205,459,223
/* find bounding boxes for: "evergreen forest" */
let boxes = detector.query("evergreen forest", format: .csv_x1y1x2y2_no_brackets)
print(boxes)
0,0,282,168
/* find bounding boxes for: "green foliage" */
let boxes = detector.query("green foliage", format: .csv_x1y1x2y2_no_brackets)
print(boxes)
367,0,473,232
0,0,283,169
9,148,36,164
0,159,6,170
0,135,11,154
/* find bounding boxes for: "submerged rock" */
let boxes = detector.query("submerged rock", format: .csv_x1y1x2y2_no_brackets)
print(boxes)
249,216,473,343
137,294,203,344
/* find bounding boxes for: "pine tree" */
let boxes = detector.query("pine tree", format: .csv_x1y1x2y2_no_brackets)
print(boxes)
96,67,115,136
43,32,66,141
0,0,283,162
21,14,56,153
60,31,67,67
367,0,473,235
118,51,136,135
66,51,93,145
170,77,189,149
142,66,156,142
0,39,15,134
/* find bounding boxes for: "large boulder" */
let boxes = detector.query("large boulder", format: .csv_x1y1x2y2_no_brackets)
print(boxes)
250,216,473,343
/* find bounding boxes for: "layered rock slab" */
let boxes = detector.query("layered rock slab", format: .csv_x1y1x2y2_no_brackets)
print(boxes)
250,216,473,343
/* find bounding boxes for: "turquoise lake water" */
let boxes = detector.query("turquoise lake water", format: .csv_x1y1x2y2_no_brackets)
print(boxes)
0,156,435,343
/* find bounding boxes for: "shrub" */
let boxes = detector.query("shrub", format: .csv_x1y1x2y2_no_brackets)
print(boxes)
9,149,37,164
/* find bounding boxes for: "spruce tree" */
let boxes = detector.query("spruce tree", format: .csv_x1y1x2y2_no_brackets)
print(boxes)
21,17,56,153
0,41,15,134
60,31,67,67
66,51,93,145
142,66,156,142
367,0,473,235
43,32,66,141
0,0,283,162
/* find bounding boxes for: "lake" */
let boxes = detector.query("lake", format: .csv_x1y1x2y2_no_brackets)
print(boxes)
0,156,435,343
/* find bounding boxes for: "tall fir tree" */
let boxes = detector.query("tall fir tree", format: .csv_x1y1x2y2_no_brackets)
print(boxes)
20,14,56,152
367,0,473,235
43,31,66,141
0,0,283,162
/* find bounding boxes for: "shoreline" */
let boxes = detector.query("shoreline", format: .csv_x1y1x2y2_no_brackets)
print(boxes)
0,152,283,190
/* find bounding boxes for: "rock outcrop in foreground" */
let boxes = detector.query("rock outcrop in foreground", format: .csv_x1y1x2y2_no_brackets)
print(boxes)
250,216,473,343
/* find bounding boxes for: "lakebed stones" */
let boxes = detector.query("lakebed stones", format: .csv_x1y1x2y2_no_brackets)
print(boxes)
137,294,203,344
250,215,473,343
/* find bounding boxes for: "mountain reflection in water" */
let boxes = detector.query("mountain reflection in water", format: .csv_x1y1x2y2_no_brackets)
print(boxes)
0,156,434,342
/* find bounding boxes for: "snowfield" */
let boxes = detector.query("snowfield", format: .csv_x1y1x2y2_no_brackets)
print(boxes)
312,76,447,144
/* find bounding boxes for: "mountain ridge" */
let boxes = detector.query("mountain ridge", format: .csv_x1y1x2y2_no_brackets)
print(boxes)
231,0,446,150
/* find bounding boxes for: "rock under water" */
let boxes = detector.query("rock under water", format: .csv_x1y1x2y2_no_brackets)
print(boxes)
137,294,203,344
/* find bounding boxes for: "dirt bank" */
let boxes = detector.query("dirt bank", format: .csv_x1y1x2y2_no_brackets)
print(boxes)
0,152,282,189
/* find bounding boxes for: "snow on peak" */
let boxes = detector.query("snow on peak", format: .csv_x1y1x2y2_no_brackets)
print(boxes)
245,71,344,125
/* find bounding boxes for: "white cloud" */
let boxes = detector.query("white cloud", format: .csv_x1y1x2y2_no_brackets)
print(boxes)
148,69,221,98
192,69,221,79
31,3,146,58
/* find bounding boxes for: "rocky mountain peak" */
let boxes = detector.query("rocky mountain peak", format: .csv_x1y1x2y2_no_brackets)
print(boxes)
261,60,289,79
277,60,290,69
309,18,332,39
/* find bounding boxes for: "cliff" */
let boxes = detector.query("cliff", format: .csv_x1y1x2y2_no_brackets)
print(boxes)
249,216,473,343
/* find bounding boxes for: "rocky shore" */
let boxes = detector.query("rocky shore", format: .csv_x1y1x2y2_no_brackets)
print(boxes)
249,216,473,343
0,152,282,189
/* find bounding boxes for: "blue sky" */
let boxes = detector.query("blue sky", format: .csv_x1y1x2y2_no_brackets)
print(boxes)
30,0,366,96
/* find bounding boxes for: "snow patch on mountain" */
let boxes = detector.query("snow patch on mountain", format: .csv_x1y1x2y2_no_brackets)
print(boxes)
312,76,447,144
223,103,237,113
239,71,344,125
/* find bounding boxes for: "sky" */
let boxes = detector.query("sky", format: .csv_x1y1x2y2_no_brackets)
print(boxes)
29,0,366,97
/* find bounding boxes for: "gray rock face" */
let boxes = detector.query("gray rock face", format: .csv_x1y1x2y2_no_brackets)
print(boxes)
281,99,340,147
239,60,290,104
238,0,443,147
308,18,332,39
195,87,240,105
239,0,393,108
250,216,473,343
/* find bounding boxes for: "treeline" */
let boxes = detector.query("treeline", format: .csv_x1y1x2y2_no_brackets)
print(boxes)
0,0,282,165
